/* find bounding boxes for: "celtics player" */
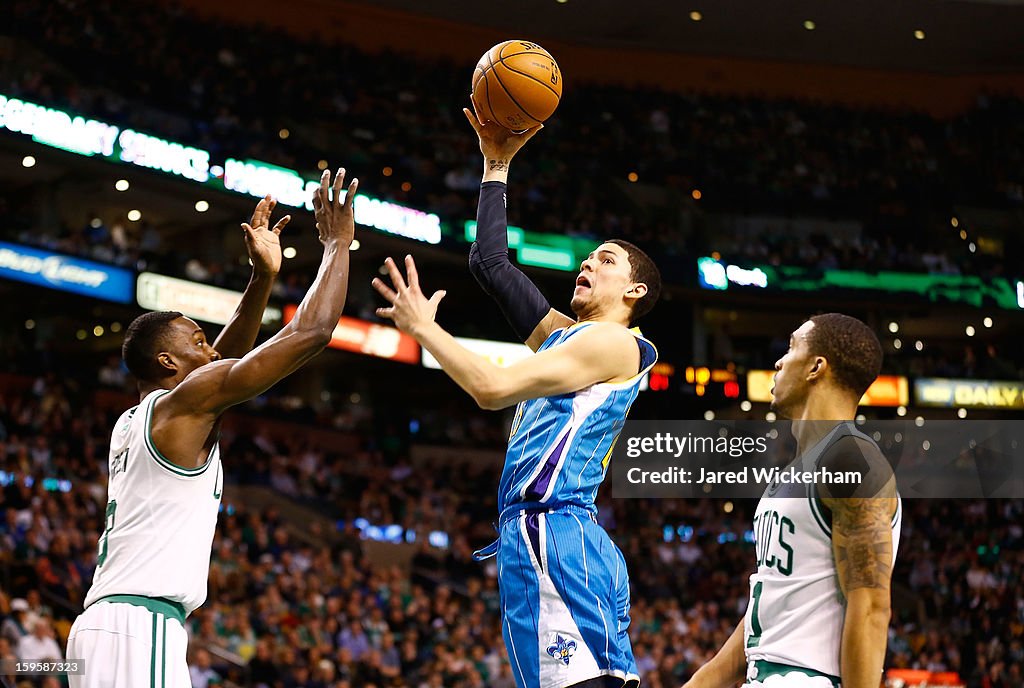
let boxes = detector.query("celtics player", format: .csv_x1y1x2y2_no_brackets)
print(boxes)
685,313,901,688
67,169,358,688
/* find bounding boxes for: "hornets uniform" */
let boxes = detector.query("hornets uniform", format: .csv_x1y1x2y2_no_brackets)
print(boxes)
474,323,657,688
68,389,223,688
744,423,901,688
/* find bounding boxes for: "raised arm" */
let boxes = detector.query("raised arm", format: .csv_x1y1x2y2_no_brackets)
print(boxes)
372,255,639,409
463,108,573,351
212,196,291,358
163,169,357,418
821,476,897,688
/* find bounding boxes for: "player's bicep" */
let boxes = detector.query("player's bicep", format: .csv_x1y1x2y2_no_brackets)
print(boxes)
525,309,575,352
497,326,637,404
175,327,326,414
823,490,896,596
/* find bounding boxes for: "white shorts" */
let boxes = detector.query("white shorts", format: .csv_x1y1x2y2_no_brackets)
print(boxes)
744,660,840,688
67,597,190,688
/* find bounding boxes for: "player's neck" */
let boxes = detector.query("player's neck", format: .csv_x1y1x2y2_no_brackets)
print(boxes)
790,392,858,454
137,380,176,401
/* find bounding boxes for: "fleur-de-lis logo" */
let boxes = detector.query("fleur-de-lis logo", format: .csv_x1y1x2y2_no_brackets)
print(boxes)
545,634,577,666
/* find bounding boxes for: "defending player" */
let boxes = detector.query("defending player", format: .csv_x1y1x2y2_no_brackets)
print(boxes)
684,314,902,688
369,110,660,688
66,169,358,688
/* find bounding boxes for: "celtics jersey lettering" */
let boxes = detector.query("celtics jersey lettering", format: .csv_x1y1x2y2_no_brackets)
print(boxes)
84,389,222,616
744,423,902,678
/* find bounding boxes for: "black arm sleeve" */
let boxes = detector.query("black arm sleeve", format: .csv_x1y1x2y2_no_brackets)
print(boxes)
469,181,553,342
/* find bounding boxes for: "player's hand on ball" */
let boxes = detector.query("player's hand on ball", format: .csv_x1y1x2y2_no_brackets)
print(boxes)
372,255,446,336
463,106,543,164
242,195,290,275
312,168,359,248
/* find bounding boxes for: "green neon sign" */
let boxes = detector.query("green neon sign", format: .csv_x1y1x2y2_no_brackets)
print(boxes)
698,257,1024,310
464,221,597,272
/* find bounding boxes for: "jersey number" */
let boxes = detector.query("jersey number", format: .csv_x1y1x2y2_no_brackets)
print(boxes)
97,500,117,567
746,581,763,648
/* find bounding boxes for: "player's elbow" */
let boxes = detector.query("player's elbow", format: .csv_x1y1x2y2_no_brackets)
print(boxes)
846,588,891,627
472,377,512,410
290,325,333,354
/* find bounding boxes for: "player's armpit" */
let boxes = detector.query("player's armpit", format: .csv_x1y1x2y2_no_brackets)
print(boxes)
525,308,576,351
821,485,896,593
480,322,640,409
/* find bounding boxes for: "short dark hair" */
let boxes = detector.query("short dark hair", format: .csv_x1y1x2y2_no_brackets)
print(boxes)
805,313,882,398
122,311,183,382
608,239,661,322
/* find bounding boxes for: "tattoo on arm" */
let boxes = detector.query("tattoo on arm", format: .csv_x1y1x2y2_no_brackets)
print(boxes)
828,496,895,592
488,159,509,172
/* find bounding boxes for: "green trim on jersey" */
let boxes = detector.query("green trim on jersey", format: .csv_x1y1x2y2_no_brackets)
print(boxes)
93,594,186,625
748,660,840,687
807,485,832,537
144,390,214,477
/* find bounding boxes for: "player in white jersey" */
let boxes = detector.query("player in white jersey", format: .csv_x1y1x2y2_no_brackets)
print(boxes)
685,313,901,688
67,169,360,688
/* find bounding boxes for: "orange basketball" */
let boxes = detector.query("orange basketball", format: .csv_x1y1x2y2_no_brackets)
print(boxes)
471,40,562,131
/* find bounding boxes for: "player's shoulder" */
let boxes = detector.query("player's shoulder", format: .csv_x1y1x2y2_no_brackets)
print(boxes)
158,358,239,413
566,320,636,344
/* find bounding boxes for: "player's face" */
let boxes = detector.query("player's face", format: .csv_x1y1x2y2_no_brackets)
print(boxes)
770,320,817,417
570,243,635,317
162,317,221,378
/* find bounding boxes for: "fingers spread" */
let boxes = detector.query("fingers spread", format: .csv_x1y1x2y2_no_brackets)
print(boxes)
332,168,346,205
375,307,395,321
404,255,419,289
272,215,291,234
371,277,398,304
384,257,408,292
345,178,359,208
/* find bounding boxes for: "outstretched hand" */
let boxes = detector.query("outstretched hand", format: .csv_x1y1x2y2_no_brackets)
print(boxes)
312,168,359,248
372,255,446,337
463,105,543,169
242,196,290,275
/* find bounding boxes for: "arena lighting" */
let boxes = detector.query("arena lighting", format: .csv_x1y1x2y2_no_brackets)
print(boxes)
951,217,959,227
888,321,899,333
1019,281,1024,308
966,325,976,336
983,317,993,328
740,400,752,412
803,20,816,30
1,93,441,245
703,410,715,420
127,209,141,222
115,179,130,191
223,159,442,244
422,336,531,369
22,155,35,167
914,29,926,40
689,10,702,21
350,239,360,251
697,257,768,290
282,247,297,259
194,200,209,212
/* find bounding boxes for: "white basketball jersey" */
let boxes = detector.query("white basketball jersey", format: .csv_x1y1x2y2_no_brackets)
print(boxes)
84,389,223,616
744,423,901,677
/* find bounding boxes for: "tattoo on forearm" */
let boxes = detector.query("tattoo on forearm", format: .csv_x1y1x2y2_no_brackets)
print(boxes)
830,497,894,591
488,159,509,172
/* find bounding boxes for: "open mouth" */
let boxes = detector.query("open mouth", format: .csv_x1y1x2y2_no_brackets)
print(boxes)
575,274,591,289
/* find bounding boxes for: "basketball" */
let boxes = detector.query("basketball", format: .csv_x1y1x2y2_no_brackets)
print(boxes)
471,40,562,131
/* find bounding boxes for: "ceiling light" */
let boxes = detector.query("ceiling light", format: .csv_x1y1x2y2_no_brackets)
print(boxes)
703,410,715,421
278,128,290,139
965,325,975,337
628,172,638,182
283,247,297,259
115,179,130,191
803,20,816,30
914,30,925,40
195,200,209,212
22,156,35,168
127,209,142,222
740,400,752,412
983,317,993,328
888,321,899,333
689,10,703,21
350,239,361,251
